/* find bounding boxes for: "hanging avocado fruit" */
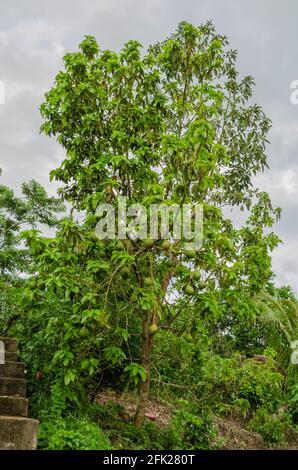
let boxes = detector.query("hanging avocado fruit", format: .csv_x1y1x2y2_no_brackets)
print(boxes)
161,240,171,251
121,267,130,279
185,249,196,259
199,280,208,289
144,277,154,287
185,284,195,295
79,326,90,338
192,270,201,281
149,324,158,334
142,238,155,249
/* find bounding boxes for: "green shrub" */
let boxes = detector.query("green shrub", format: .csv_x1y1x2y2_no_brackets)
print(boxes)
199,350,283,415
249,407,292,446
171,400,217,449
38,417,111,450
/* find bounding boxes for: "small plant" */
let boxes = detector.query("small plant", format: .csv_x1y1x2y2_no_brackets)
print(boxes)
171,400,218,449
38,418,111,450
249,407,292,446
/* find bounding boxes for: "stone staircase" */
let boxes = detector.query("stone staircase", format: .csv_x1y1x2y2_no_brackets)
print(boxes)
0,337,39,450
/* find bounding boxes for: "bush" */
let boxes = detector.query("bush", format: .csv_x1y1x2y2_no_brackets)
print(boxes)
249,407,292,446
198,350,283,415
171,400,218,449
38,417,111,450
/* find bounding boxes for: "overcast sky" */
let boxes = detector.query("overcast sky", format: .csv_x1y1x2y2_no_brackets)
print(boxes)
0,0,297,292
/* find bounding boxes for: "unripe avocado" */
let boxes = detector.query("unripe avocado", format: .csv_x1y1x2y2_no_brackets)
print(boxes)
192,270,201,281
79,326,90,338
143,238,155,249
199,280,208,289
185,249,196,259
161,240,171,251
185,284,195,296
149,324,158,335
144,277,154,287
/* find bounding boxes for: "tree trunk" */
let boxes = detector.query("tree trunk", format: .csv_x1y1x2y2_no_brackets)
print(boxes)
134,269,171,427
134,312,154,427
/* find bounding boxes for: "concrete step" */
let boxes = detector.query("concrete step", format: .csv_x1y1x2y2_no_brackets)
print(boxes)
3,351,18,362
0,362,26,379
0,377,26,397
0,396,28,417
0,337,18,353
0,416,38,450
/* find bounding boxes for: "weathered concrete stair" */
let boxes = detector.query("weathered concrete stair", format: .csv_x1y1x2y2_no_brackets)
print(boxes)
0,337,38,450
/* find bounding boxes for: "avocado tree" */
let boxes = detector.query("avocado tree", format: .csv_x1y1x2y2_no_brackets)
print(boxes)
36,22,280,426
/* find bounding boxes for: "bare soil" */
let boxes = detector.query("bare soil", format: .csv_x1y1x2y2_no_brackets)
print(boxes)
95,388,298,450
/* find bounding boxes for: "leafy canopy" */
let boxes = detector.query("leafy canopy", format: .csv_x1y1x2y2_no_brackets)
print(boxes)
16,21,287,426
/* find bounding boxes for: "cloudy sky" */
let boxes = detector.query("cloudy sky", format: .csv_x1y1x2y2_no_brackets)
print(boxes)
0,0,297,291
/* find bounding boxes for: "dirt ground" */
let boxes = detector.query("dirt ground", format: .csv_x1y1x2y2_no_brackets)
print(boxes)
95,388,172,427
95,388,298,450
